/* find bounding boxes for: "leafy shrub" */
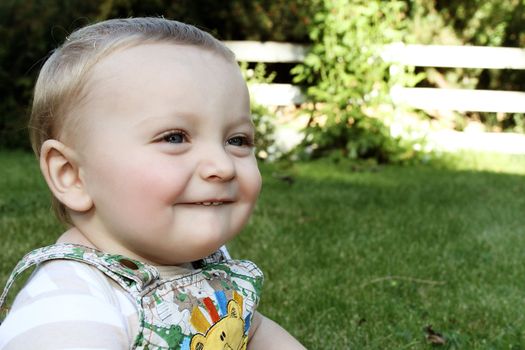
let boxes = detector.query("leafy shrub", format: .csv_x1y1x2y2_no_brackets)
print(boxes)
291,0,421,163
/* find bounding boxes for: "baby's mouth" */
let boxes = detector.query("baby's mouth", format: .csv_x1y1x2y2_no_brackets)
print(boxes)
178,198,234,206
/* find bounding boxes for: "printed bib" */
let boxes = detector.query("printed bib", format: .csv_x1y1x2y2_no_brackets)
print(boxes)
0,243,263,350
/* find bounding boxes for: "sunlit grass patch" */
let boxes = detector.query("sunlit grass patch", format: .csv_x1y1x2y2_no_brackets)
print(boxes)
236,153,525,349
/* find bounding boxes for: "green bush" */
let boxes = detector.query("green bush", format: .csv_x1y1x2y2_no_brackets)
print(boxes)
292,0,421,163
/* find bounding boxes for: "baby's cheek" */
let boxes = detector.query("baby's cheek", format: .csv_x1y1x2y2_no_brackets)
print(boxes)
135,171,188,206
103,168,184,234
239,160,262,201
91,154,188,212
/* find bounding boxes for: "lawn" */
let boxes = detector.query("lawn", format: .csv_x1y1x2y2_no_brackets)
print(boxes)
1,150,525,349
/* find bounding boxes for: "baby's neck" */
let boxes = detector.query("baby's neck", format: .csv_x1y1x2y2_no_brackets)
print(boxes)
56,227,193,273
56,227,98,248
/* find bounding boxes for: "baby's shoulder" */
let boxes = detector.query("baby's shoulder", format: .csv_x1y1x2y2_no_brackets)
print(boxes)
0,260,138,350
17,259,137,313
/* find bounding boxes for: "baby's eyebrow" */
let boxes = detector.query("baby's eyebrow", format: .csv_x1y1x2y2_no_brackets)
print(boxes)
132,113,255,134
133,113,197,129
227,117,255,131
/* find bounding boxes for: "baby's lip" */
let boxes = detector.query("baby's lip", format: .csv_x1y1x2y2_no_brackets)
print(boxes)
178,199,235,206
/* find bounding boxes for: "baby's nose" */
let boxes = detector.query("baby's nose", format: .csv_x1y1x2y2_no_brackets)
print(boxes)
197,145,236,181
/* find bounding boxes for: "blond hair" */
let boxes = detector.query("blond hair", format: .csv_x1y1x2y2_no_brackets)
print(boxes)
29,17,236,225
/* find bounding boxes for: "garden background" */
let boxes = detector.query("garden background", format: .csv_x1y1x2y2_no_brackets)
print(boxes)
1,1,525,348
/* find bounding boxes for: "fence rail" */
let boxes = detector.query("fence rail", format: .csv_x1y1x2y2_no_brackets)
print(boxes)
223,41,308,63
224,41,525,113
381,43,525,70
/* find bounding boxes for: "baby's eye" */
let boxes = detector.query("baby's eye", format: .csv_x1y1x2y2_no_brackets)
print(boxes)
160,131,187,144
227,135,253,147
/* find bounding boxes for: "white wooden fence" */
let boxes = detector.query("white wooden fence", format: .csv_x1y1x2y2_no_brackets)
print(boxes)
225,41,525,154
224,41,525,113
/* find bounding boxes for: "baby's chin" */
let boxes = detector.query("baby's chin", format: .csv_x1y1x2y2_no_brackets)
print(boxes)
138,241,229,266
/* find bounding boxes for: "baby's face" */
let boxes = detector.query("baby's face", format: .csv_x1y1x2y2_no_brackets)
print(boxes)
70,43,261,265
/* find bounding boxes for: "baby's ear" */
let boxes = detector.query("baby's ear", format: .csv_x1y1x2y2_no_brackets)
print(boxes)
40,139,93,212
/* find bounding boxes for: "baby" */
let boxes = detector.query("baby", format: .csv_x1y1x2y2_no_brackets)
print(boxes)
0,17,305,349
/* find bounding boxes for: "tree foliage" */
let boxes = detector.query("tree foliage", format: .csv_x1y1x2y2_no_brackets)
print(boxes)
0,0,100,149
97,0,319,42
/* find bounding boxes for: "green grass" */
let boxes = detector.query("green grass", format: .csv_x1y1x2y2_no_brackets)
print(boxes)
1,150,525,349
